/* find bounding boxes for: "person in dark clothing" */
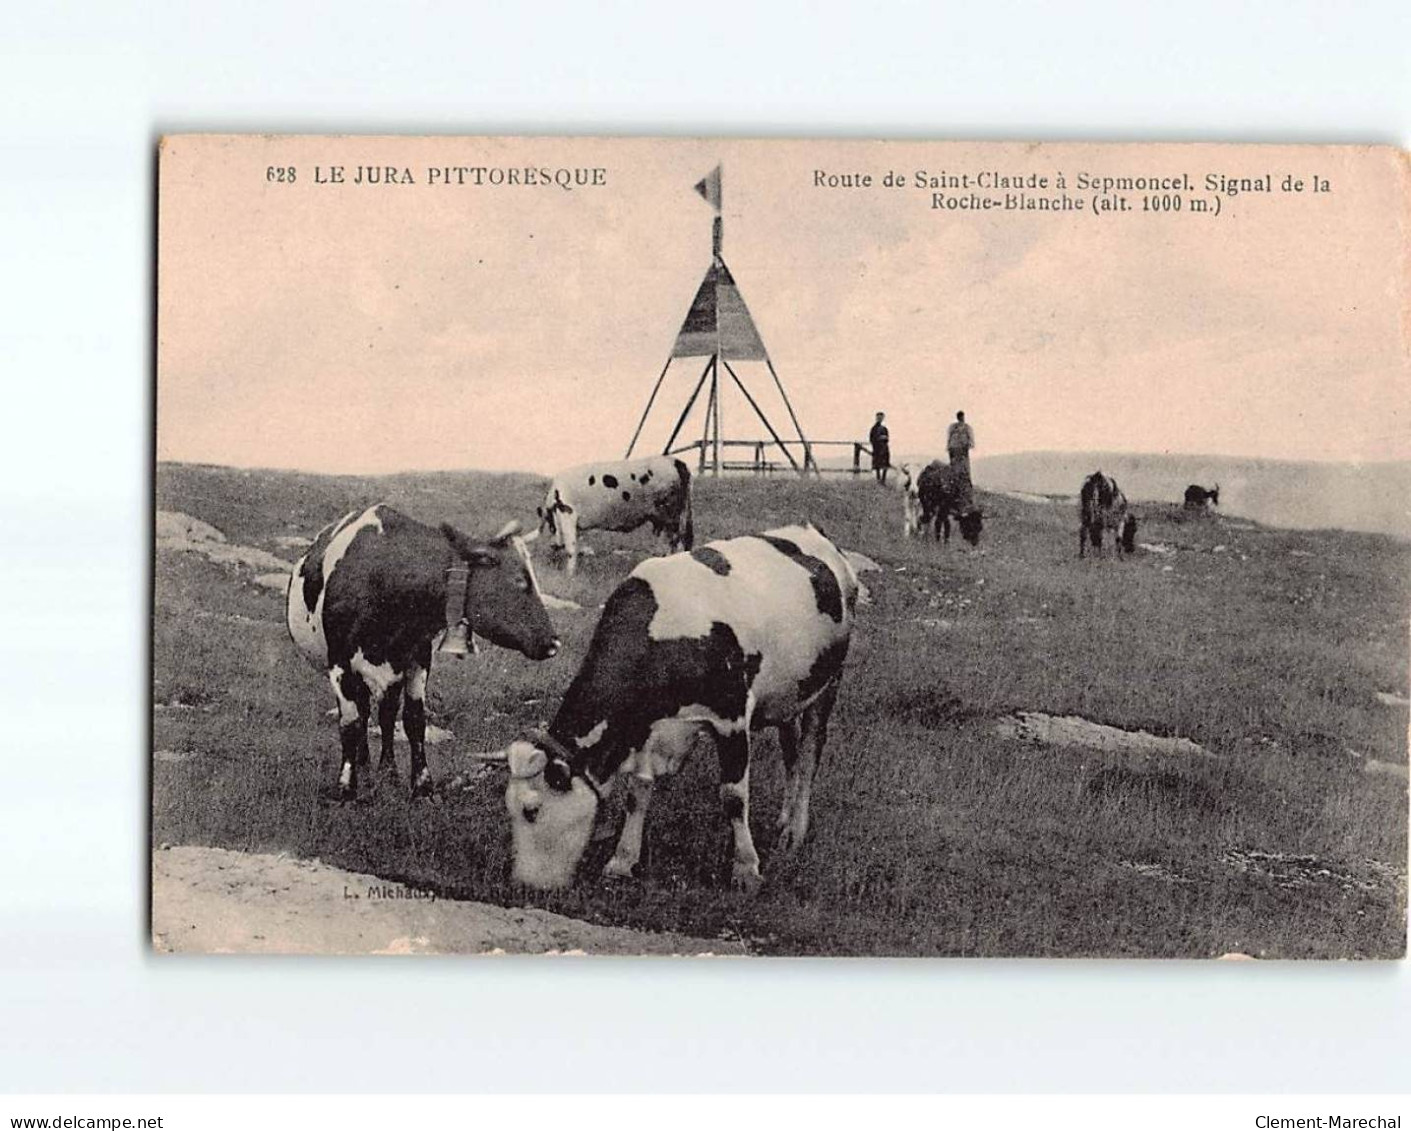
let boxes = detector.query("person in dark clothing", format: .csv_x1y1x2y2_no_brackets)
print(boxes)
869,411,891,485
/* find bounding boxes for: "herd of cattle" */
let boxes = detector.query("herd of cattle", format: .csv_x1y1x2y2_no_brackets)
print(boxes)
282,454,1220,892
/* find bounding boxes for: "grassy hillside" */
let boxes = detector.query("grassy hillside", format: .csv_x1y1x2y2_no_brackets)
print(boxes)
972,451,1411,540
152,462,1409,957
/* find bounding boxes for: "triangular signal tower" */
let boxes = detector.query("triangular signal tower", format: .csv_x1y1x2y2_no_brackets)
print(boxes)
625,165,816,476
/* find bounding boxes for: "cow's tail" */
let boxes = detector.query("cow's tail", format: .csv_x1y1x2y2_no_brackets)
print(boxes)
674,459,695,551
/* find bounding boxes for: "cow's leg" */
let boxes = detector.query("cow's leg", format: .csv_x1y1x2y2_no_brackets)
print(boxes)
775,718,802,840
404,647,434,796
604,774,655,879
329,663,370,800
560,512,579,577
942,513,952,544
376,681,401,782
779,682,839,852
716,728,761,891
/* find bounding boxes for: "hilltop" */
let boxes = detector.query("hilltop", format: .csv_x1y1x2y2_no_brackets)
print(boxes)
152,462,1409,957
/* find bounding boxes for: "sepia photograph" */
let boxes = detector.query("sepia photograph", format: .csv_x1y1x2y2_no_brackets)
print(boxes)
153,135,1408,958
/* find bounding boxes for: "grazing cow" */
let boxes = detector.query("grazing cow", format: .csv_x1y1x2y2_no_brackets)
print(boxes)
1184,483,1220,510
538,455,694,576
479,524,860,892
286,504,560,800
1079,472,1138,557
916,460,984,545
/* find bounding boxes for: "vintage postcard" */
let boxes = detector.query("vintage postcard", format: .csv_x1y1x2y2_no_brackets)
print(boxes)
153,135,1409,957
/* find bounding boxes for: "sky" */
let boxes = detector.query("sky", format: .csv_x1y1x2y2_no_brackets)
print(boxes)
157,137,1409,475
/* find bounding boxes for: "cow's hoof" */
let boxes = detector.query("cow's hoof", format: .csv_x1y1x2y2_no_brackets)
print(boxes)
603,857,639,881
379,762,401,783
410,778,436,801
730,865,764,895
775,826,802,853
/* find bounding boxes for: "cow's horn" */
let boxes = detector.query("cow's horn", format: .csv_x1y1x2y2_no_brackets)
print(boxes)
493,519,523,542
469,749,510,764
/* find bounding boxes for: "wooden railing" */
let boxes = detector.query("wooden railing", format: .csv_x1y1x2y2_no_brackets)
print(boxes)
665,438,877,477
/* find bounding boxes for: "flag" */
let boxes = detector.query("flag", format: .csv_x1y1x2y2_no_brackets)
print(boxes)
693,164,722,212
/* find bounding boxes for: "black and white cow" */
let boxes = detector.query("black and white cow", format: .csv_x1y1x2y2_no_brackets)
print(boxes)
537,455,693,576
286,504,560,799
916,460,984,545
1079,472,1137,557
1183,483,1220,510
478,524,860,892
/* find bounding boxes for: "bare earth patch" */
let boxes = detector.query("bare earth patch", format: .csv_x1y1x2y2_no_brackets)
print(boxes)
152,845,747,957
1221,848,1406,899
157,510,293,574
997,711,1210,758
997,490,1060,505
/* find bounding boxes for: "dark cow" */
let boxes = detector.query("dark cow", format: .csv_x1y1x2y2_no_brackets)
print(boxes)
1184,483,1220,510
538,455,694,576
478,524,860,892
1079,472,1137,557
286,504,559,799
916,460,984,545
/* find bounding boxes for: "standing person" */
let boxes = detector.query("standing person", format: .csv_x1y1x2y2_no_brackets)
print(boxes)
868,411,891,485
947,410,975,479
947,410,976,508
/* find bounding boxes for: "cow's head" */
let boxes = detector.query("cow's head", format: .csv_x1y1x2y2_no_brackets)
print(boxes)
501,732,601,889
1210,485,1220,507
958,509,984,546
441,521,559,661
536,489,570,536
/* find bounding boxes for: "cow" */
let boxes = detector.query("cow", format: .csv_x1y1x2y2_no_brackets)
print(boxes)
1079,472,1138,557
537,455,694,576
1184,483,1220,510
916,460,984,545
893,462,924,537
286,504,560,800
476,524,860,892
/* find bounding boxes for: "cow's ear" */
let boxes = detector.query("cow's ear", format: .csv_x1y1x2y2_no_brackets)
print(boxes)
441,522,498,567
440,522,473,556
492,519,523,544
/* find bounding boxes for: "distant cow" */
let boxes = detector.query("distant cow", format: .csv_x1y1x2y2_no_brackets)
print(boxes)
538,455,694,576
478,524,860,892
286,505,560,800
916,460,984,545
1184,483,1220,510
1079,472,1137,557
893,462,923,537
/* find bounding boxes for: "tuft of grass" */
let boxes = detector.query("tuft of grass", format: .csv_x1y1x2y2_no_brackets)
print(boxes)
153,463,1408,957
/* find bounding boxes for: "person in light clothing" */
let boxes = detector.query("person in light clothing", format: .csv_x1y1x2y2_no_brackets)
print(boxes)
946,410,976,507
